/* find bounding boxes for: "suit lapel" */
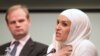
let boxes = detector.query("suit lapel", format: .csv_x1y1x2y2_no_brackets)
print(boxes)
19,38,35,56
0,42,11,55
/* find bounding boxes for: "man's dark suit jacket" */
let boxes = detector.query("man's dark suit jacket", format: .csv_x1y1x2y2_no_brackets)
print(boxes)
0,38,48,56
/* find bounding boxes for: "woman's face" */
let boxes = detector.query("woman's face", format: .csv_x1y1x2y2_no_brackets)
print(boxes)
55,15,71,42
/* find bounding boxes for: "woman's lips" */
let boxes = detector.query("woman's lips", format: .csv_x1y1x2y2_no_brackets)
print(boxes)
56,32,61,37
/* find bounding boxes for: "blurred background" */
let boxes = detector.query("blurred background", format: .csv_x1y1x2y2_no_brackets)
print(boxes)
0,0,100,55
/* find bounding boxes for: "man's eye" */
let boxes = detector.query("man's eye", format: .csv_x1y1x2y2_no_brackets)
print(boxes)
10,21,16,24
19,19,24,23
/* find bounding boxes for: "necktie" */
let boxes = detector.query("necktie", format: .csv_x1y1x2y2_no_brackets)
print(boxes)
10,41,20,56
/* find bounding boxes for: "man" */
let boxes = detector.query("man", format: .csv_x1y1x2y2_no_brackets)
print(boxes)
0,4,48,56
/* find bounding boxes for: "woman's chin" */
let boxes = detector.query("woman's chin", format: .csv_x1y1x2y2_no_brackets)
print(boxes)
56,37,63,42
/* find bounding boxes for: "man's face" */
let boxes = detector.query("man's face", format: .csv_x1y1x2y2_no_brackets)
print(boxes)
7,8,30,39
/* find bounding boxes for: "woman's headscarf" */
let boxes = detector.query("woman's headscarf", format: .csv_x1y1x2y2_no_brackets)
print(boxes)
47,9,92,54
60,9,92,55
60,9,91,43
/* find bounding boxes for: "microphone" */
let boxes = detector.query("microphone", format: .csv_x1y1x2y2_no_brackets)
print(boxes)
49,48,56,53
46,48,56,55
43,48,56,56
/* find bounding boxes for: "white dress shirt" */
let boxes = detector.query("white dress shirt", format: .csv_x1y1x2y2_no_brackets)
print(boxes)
10,34,30,56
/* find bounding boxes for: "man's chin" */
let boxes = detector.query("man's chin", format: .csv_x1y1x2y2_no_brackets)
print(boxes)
13,34,25,40
13,33,26,37
15,33,23,35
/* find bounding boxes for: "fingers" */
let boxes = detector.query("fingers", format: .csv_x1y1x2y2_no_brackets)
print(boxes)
61,45,72,56
65,51,71,56
52,45,72,56
67,45,72,52
61,45,72,52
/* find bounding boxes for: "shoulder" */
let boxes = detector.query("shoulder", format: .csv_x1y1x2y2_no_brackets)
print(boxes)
79,40,96,49
34,41,48,48
75,40,98,56
32,41,48,53
31,41,48,56
0,42,10,49
26,38,48,49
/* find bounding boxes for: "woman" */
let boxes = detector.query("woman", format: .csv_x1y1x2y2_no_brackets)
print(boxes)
47,9,98,56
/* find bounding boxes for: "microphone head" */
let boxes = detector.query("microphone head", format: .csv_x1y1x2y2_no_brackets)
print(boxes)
49,48,56,53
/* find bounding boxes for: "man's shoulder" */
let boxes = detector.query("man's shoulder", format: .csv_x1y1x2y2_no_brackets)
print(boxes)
27,41,48,56
33,41,48,48
0,42,10,49
26,38,48,48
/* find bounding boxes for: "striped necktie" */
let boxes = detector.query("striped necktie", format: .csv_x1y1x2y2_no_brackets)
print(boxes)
10,41,20,56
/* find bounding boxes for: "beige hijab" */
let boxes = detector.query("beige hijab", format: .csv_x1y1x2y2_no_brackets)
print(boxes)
47,9,97,56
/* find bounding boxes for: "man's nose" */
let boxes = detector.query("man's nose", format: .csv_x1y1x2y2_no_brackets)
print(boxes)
15,22,20,27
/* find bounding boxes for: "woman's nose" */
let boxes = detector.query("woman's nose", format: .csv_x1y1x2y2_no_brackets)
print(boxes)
56,24,61,30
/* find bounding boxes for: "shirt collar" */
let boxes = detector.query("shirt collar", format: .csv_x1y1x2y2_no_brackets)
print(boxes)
11,34,30,46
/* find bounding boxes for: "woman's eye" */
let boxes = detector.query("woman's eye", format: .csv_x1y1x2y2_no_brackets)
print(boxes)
57,21,59,25
62,23,68,26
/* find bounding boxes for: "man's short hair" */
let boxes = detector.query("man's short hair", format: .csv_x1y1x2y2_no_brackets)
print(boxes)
5,4,30,23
